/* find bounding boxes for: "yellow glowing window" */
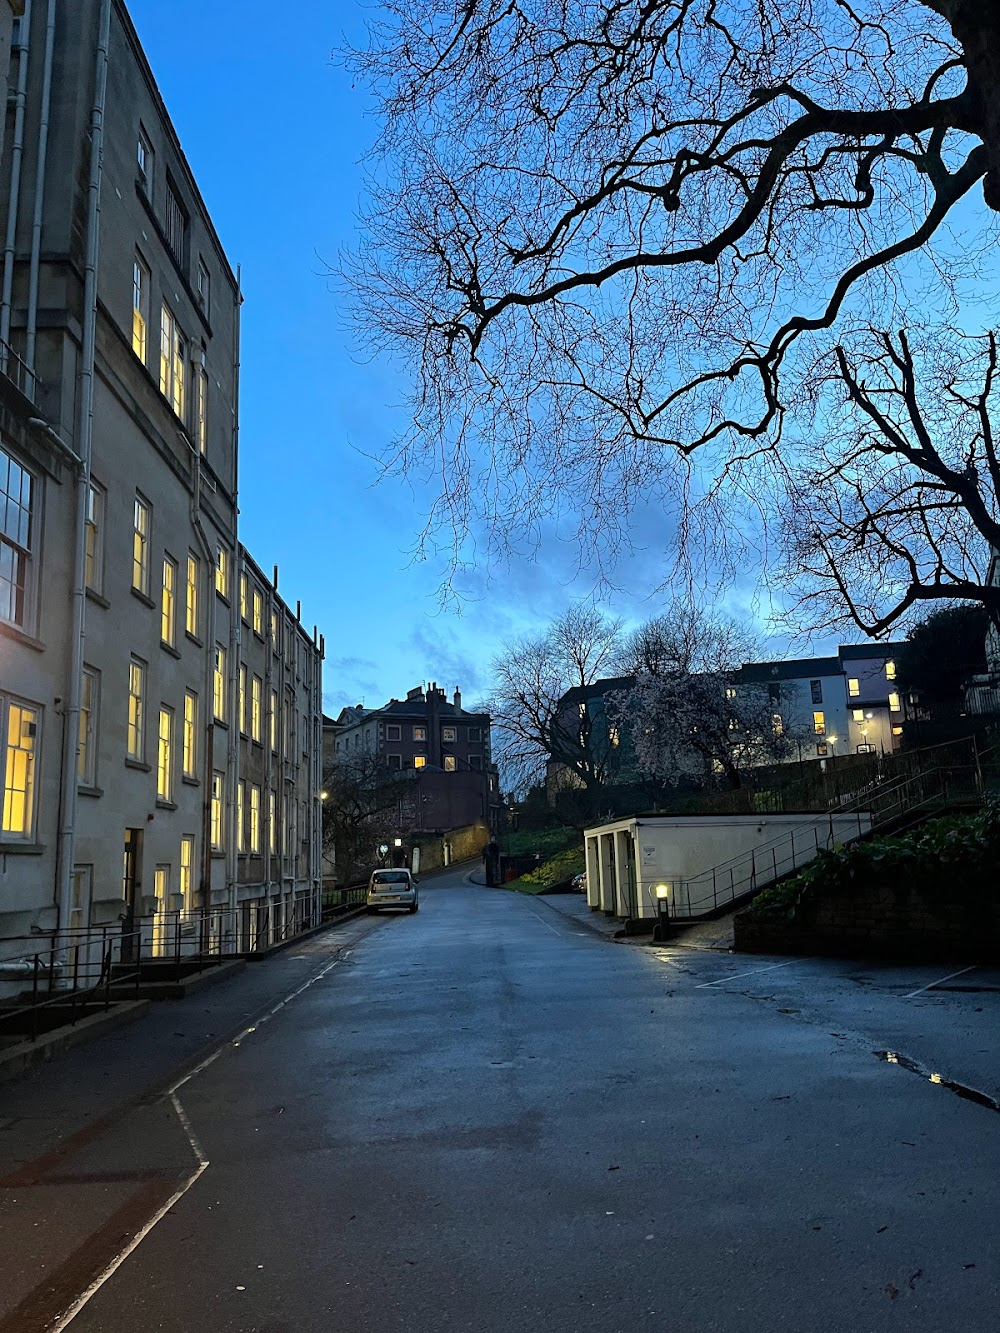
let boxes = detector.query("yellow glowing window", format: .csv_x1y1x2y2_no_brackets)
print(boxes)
239,664,248,734
885,661,896,681
183,690,197,776
157,706,173,801
268,790,277,853
215,545,229,598
250,785,261,853
132,496,149,593
253,588,263,636
159,304,186,418
813,711,826,736
251,675,262,743
161,557,176,646
180,835,195,912
211,772,224,848
608,724,620,746
269,688,278,751
127,659,145,759
852,708,865,723
237,781,246,852
892,725,903,737
2,701,37,836
848,678,860,698
444,755,457,772
185,555,199,637
414,755,427,769
195,352,208,455
772,713,783,735
888,692,901,713
240,573,248,622
213,645,226,719
413,726,426,741
132,255,149,362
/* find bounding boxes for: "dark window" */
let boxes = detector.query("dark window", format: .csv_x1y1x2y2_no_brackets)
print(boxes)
386,753,401,770
469,754,482,770
467,726,481,742
816,743,828,757
386,724,401,740
810,680,823,705
768,683,780,704
164,183,187,264
0,447,33,627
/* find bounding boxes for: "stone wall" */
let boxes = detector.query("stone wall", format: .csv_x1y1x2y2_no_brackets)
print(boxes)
412,822,490,874
735,879,1000,962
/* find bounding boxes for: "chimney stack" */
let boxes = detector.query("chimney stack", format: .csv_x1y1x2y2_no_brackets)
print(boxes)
453,688,462,713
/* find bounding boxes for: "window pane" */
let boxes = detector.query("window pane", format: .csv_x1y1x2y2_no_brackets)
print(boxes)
161,558,176,645
186,555,199,636
3,701,38,836
128,660,145,759
157,706,173,800
132,497,149,593
183,691,197,776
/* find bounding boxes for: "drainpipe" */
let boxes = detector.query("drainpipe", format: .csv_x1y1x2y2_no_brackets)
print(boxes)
226,266,241,930
1,0,32,359
54,0,111,953
24,0,55,383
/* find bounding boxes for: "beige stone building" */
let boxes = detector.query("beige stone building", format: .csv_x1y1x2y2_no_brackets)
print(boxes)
0,0,322,960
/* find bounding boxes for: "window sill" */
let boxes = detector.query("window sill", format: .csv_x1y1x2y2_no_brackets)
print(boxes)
78,784,103,799
210,848,226,859
213,717,228,729
0,841,44,855
185,631,203,648
215,591,230,606
131,587,155,610
156,799,177,813
161,641,181,659
0,620,45,652
85,588,110,610
181,774,200,787
125,758,151,773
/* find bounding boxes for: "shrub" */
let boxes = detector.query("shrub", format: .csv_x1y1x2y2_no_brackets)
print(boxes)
510,846,585,893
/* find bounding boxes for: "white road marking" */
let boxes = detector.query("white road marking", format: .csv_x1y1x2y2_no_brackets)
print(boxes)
904,964,977,1000
525,907,565,938
696,961,795,988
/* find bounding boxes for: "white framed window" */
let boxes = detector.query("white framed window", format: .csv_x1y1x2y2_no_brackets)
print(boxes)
183,690,197,778
269,689,278,751
239,664,248,734
848,678,860,698
237,780,246,853
195,346,208,454
0,449,34,628
250,784,261,853
79,667,99,786
252,587,263,636
159,304,186,418
444,755,457,772
137,124,153,196
251,674,262,743
852,708,865,723
240,571,248,621
180,835,195,912
809,680,823,705
270,607,279,644
213,644,226,719
165,181,186,262
132,253,150,362
215,543,229,598
127,658,145,760
442,726,457,741
84,480,105,593
157,705,173,801
386,724,401,740
132,494,150,595
813,710,826,736
412,725,426,741
211,772,224,849
414,755,427,769
268,789,277,854
185,553,199,638
467,726,481,742
2,696,39,838
161,555,177,647
888,692,901,713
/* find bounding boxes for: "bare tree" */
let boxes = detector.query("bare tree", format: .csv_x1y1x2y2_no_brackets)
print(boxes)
322,754,410,884
779,327,1000,636
487,605,624,792
344,1,1000,583
611,603,793,788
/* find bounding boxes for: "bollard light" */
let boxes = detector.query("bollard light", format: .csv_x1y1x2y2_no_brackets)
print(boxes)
653,883,671,938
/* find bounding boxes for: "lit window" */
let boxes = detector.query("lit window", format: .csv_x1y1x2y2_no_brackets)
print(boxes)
772,713,783,736
813,710,826,736
159,305,186,418
185,554,199,637
84,481,104,593
414,755,427,769
183,690,197,777
237,780,246,852
250,784,261,853
852,708,865,723
137,125,153,196
161,556,177,647
239,663,248,734
79,667,99,786
3,698,38,837
180,835,195,912
215,544,229,598
252,588,263,636
157,706,173,801
213,644,226,719
0,450,33,629
269,688,278,751
127,658,145,760
891,725,903,737
251,675,262,743
725,687,737,701
132,254,150,362
413,725,426,741
888,692,901,713
443,755,457,772
211,772,224,848
442,726,457,742
240,572,248,621
268,789,277,854
196,257,210,315
848,678,860,698
132,495,150,594
608,724,620,746
270,608,279,643
886,660,897,681
195,348,208,454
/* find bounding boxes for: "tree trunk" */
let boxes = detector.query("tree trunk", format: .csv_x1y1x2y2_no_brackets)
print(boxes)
924,0,1000,208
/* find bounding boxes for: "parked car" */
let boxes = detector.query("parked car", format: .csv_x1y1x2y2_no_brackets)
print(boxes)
367,868,419,914
571,871,587,894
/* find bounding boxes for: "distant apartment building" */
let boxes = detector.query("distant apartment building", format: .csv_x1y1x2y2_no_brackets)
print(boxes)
0,1,322,947
325,684,499,832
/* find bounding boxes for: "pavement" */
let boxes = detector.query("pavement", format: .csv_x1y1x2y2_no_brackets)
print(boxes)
2,863,1000,1331
538,887,738,949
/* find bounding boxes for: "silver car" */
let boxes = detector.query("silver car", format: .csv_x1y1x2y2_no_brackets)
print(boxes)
367,868,419,913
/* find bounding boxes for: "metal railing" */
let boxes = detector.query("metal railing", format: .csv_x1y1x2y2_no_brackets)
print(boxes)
129,894,320,972
0,335,36,401
0,925,141,1046
655,753,990,922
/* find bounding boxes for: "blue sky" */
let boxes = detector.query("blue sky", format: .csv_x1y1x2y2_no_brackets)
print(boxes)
126,1,800,714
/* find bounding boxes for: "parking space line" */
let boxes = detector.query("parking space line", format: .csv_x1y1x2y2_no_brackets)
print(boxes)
905,965,977,999
696,961,795,988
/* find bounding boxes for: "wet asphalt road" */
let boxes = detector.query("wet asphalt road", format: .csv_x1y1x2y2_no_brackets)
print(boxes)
4,866,1000,1331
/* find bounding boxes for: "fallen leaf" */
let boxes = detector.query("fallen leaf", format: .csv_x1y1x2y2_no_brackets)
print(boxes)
885,1284,899,1300
964,1263,975,1270
908,1269,923,1290
877,1226,888,1234
608,1165,620,1172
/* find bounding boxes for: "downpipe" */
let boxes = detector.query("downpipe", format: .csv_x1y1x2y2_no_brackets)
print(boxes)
24,0,56,382
0,0,32,357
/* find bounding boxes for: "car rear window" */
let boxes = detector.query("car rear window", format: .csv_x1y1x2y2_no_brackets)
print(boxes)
373,871,409,883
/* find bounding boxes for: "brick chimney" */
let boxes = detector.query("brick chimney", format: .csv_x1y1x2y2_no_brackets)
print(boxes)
453,688,462,713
